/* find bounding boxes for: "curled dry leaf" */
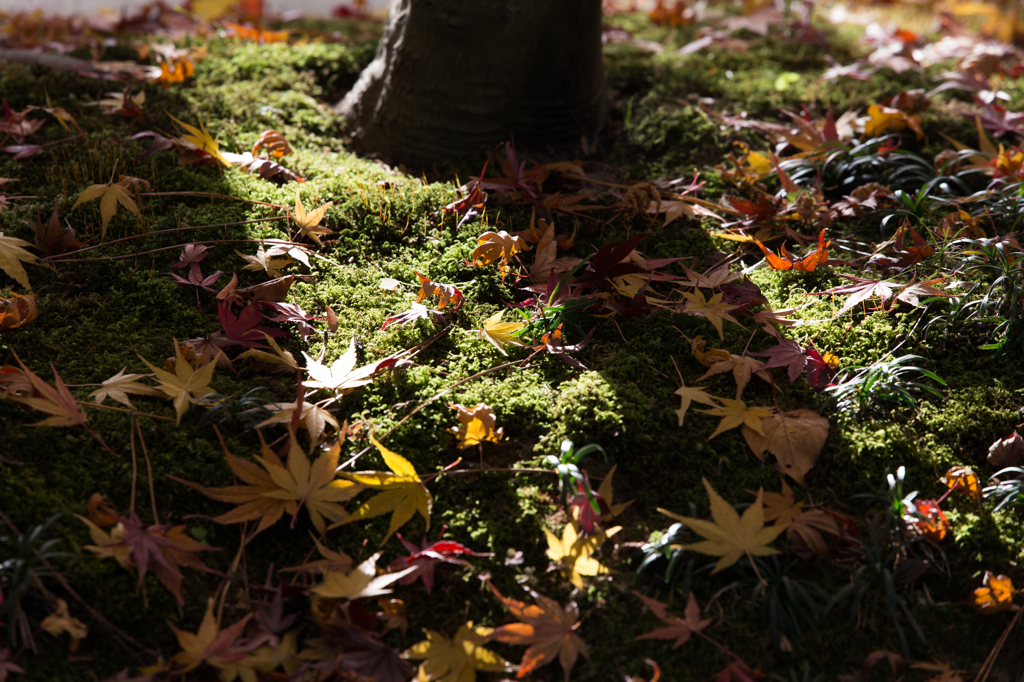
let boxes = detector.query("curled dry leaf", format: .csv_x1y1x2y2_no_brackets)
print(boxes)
0,292,38,330
741,408,830,485
943,466,981,502
468,230,529,280
972,571,1017,614
449,403,503,448
987,430,1023,468
415,272,464,310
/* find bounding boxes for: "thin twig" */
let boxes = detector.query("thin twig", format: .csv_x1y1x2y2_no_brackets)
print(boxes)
80,401,175,422
135,420,159,525
39,216,288,262
140,191,288,208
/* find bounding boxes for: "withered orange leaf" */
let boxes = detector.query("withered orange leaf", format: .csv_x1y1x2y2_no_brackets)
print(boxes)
972,571,1017,614
488,582,589,682
415,271,464,310
755,229,830,272
0,292,38,330
943,466,981,502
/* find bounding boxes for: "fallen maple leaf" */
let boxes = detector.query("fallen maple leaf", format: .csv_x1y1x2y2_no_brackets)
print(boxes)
740,408,830,485
28,198,80,258
139,340,217,424
404,621,513,682
7,353,86,427
88,368,161,409
257,400,339,444
751,339,806,383
658,477,788,573
302,337,392,397
0,292,38,330
477,310,526,355
755,230,830,272
0,231,41,289
237,243,291,278
382,302,446,330
805,349,838,390
488,582,589,682
171,428,361,537
632,591,710,648
311,552,415,600
679,290,743,340
760,481,841,558
449,402,503,448
334,434,433,544
674,378,719,426
545,523,619,588
290,189,334,246
388,531,492,593
169,598,251,674
168,113,228,166
86,88,145,116
415,272,464,310
699,399,771,439
71,178,141,240
236,333,299,372
698,353,769,401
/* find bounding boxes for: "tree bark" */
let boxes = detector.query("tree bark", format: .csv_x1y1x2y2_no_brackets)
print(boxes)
336,0,606,166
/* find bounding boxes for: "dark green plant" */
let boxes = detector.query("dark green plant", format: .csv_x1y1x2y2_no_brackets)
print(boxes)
770,661,826,682
544,439,606,514
725,555,830,652
0,515,70,650
822,354,945,416
636,522,697,589
189,386,275,433
957,236,1024,353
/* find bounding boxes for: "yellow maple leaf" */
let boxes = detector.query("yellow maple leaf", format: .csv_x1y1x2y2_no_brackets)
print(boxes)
139,341,217,424
70,180,140,240
0,232,42,289
679,289,743,340
449,402,503,448
290,189,334,246
405,621,513,682
168,113,228,166
468,230,529,279
169,598,251,674
544,523,620,589
595,464,634,522
311,552,415,600
40,599,88,651
333,435,433,544
476,310,526,356
659,477,788,573
170,429,361,537
674,379,719,426
699,398,771,439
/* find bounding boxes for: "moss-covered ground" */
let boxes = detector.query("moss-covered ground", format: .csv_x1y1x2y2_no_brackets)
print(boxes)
2,5,1024,682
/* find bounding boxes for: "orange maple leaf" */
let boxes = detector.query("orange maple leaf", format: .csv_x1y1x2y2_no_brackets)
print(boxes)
755,229,830,272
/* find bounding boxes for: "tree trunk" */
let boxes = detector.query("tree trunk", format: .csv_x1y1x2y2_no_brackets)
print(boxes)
336,0,606,166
